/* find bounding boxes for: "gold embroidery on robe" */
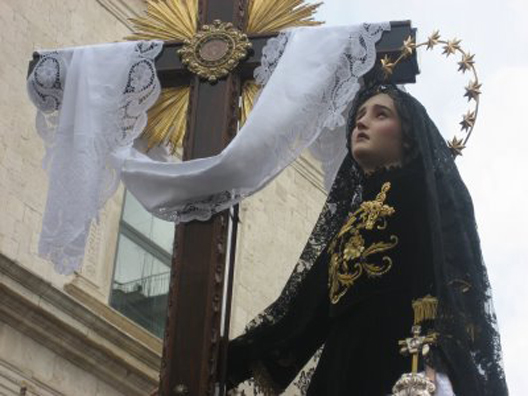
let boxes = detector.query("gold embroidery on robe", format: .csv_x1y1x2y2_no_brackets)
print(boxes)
328,182,399,304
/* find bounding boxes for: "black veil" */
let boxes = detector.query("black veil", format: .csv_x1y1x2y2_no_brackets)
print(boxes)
228,84,508,395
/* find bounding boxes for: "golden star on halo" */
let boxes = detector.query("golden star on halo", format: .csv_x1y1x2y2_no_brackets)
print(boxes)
442,38,462,57
401,36,416,58
464,80,482,102
460,110,476,131
381,54,395,78
426,30,441,50
448,136,466,157
458,52,475,73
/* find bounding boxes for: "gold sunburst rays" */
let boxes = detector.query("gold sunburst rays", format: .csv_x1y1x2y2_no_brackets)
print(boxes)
247,0,323,34
240,80,261,127
142,87,190,153
126,0,198,41
128,0,322,151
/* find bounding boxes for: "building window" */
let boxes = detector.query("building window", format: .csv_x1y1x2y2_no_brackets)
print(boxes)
110,190,174,338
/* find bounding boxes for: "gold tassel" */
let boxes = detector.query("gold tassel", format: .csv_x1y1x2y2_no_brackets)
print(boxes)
412,295,438,325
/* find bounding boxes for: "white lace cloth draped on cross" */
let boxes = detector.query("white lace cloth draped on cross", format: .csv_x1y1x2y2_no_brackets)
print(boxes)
26,25,458,395
26,23,389,275
120,23,390,221
27,41,162,274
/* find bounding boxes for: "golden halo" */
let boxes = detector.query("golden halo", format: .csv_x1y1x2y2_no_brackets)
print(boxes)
380,31,481,158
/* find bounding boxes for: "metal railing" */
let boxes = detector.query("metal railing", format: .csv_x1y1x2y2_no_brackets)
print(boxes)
114,271,171,298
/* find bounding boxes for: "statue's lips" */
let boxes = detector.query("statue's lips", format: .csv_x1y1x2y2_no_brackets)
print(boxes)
355,132,370,142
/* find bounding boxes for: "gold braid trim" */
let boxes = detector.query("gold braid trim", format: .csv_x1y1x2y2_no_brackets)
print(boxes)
412,295,438,325
251,362,283,396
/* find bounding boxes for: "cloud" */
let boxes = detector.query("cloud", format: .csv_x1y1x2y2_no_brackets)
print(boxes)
457,67,528,393
509,0,528,43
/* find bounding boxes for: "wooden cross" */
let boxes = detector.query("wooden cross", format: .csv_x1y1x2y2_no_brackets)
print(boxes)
28,4,419,393
156,17,418,395
157,18,417,396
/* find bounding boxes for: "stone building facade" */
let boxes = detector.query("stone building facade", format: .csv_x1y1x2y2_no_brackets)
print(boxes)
0,1,326,395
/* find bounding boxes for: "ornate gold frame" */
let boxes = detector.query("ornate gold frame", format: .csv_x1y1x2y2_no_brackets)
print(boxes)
178,20,252,83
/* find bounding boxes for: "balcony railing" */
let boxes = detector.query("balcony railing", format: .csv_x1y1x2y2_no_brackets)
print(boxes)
113,271,170,298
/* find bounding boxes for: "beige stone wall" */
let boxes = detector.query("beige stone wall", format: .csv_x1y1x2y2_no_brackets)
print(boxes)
0,0,328,395
0,322,124,396
0,253,161,396
0,1,159,395
0,0,143,297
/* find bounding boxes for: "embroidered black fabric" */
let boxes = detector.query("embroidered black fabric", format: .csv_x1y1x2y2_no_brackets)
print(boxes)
228,84,508,395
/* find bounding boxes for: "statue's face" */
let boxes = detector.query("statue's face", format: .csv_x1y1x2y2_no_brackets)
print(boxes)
350,93,403,174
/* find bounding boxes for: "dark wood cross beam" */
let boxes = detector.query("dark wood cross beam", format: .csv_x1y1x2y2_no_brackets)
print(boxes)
28,7,418,394
155,21,418,89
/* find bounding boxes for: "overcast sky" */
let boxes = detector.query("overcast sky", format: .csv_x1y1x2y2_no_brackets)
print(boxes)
307,0,528,393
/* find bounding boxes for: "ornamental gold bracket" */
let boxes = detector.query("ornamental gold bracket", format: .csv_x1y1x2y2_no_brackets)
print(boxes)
381,31,481,158
328,182,398,304
178,20,252,83
392,325,438,396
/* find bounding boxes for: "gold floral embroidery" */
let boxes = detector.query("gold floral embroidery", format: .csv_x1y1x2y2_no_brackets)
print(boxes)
328,182,399,304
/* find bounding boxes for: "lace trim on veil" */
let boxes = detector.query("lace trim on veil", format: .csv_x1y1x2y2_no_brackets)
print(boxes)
254,32,291,86
27,41,162,274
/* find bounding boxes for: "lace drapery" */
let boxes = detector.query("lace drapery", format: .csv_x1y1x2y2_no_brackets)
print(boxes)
27,41,162,274
27,23,390,274
121,23,390,222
